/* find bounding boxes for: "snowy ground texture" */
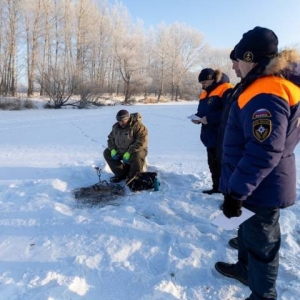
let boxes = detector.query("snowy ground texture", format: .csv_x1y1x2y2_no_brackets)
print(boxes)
0,103,300,300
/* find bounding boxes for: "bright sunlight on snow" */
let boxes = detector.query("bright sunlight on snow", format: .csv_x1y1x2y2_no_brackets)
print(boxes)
0,103,300,299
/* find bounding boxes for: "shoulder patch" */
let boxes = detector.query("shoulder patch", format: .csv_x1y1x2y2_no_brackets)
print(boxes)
252,108,272,119
253,119,272,142
208,98,213,105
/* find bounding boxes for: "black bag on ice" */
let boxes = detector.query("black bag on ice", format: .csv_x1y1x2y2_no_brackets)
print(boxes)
127,172,159,192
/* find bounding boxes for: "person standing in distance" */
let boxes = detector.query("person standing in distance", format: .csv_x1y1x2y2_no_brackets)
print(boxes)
192,68,233,194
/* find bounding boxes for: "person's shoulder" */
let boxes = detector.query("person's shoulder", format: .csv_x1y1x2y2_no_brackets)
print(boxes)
132,119,146,127
112,122,119,129
132,120,147,131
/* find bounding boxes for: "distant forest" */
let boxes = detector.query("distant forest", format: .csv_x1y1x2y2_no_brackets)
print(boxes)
0,0,235,107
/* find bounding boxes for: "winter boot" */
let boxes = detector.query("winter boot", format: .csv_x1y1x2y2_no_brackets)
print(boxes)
202,188,221,195
110,175,127,183
228,237,239,250
215,262,248,286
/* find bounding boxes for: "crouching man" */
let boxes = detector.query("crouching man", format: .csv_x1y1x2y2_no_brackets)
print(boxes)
103,110,148,183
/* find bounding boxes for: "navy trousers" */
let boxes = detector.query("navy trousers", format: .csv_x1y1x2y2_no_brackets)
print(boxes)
234,206,280,300
206,147,221,190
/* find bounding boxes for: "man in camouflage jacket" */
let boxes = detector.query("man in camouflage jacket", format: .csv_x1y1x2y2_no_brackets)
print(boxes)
103,110,148,182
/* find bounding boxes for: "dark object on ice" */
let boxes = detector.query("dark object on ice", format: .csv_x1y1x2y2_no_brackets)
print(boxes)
228,237,239,250
214,262,248,286
73,168,160,206
110,175,127,183
127,172,159,192
73,166,125,205
202,188,221,195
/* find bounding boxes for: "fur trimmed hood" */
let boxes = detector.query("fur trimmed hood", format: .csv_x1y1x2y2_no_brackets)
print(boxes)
265,49,300,85
214,69,230,84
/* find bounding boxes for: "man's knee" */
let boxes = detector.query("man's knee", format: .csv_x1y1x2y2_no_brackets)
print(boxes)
103,148,111,160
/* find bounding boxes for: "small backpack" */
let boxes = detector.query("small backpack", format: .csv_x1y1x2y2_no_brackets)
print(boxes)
127,172,159,192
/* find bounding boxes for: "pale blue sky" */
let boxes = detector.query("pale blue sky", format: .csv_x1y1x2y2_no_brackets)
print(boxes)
117,0,299,49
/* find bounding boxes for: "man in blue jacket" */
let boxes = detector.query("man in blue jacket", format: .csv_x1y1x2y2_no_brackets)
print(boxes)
218,46,243,250
214,26,300,300
192,68,233,194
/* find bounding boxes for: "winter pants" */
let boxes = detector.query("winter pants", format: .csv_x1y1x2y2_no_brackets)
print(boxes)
103,148,147,179
206,147,221,190
234,206,280,300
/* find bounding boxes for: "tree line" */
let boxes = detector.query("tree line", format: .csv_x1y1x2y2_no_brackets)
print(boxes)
0,0,234,108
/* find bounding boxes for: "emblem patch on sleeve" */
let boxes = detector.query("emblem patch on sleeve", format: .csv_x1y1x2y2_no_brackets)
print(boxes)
252,108,272,119
253,119,272,142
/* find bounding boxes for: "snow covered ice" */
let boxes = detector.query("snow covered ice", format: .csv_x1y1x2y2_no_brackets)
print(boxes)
0,103,300,299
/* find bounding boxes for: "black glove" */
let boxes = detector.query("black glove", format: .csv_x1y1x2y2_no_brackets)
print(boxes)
223,194,243,218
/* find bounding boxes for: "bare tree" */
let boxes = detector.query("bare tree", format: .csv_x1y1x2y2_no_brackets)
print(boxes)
37,64,81,108
167,23,204,100
151,23,171,102
0,0,21,96
111,5,147,102
22,0,47,96
0,0,234,102
200,46,238,83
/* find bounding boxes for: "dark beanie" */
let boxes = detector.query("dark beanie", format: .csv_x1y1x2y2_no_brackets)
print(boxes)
230,45,238,61
198,68,215,82
116,110,130,121
235,26,278,63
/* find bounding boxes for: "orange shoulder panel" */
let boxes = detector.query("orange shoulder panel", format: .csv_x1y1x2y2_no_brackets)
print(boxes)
199,90,208,100
209,82,233,97
238,76,300,108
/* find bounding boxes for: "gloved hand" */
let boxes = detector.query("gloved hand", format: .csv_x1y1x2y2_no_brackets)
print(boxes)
122,152,130,163
223,194,243,218
110,149,119,160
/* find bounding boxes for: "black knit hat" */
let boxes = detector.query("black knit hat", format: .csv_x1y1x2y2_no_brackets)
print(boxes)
198,68,215,82
116,110,130,121
235,26,278,63
230,45,238,61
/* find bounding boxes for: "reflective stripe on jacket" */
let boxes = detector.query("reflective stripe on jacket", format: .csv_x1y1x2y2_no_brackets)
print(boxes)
196,81,233,148
220,75,300,207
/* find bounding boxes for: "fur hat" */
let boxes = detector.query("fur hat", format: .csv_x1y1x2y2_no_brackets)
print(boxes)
116,110,130,121
198,68,215,82
235,26,278,63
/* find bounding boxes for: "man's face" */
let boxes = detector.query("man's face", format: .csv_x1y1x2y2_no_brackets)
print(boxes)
237,60,256,78
232,60,242,78
199,79,214,90
118,119,129,128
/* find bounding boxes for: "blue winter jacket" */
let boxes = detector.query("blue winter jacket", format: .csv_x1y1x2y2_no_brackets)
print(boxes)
220,50,300,208
196,72,233,148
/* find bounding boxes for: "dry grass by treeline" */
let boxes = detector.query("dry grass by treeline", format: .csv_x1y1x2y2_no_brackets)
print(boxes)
143,96,167,104
0,98,36,110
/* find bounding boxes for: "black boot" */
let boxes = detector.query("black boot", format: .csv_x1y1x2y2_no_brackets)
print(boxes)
110,175,127,183
202,188,221,195
228,237,239,250
215,262,248,286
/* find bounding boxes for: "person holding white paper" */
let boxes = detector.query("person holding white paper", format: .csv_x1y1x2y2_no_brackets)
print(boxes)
192,68,233,194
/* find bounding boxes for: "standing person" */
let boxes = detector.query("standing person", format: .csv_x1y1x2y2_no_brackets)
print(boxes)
103,110,148,183
218,46,243,250
192,68,233,194
217,46,243,158
215,26,300,300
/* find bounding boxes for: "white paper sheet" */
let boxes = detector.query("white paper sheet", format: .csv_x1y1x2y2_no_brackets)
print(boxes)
211,207,255,230
187,114,201,121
